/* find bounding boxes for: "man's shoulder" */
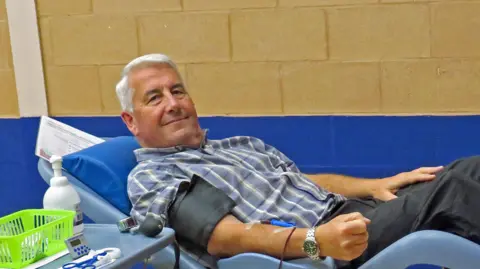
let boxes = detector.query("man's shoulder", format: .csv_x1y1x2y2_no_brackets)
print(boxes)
128,159,164,179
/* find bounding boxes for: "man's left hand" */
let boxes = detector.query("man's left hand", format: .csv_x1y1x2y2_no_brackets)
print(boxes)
370,166,444,201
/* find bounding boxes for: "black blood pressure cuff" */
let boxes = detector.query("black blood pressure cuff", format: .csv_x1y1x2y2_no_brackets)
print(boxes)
168,174,236,250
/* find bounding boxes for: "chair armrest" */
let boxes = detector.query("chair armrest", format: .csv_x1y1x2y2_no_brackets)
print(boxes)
218,253,335,269
147,245,207,269
359,230,480,269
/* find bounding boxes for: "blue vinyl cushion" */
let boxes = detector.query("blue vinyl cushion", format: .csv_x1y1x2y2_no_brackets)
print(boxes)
62,136,140,215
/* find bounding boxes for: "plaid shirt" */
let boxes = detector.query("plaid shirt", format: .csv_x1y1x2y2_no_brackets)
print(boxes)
128,132,346,228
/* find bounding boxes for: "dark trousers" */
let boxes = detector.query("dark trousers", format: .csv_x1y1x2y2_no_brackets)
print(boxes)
325,156,480,269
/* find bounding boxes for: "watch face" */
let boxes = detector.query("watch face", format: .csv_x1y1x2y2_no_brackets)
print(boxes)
303,240,317,255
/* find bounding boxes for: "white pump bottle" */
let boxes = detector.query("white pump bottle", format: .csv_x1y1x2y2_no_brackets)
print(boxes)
43,155,84,235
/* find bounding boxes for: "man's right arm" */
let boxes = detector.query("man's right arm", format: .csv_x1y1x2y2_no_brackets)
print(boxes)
208,213,371,262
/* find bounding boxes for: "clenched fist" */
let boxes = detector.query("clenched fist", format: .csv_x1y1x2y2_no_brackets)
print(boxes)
315,212,370,261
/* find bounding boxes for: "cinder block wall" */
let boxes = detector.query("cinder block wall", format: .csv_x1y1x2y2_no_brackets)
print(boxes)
0,0,18,117
3,0,480,117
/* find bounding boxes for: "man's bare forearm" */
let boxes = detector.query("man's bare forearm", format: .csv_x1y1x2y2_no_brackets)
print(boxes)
305,173,378,198
208,215,307,259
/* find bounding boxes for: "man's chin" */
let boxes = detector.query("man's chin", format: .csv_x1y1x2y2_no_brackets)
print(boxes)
169,128,202,147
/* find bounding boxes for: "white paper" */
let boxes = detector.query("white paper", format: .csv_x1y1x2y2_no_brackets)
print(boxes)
35,116,105,161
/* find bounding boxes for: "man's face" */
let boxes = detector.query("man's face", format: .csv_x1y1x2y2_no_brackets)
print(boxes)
121,64,202,148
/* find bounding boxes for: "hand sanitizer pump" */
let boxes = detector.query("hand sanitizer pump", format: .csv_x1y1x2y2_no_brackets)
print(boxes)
43,155,84,235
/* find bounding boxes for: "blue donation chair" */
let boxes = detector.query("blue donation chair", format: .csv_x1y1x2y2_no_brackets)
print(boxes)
37,136,480,269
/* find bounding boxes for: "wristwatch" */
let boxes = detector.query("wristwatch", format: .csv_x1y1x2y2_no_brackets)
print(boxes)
302,227,321,260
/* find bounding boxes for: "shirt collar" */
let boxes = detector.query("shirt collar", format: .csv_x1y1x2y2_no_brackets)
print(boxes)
134,129,209,162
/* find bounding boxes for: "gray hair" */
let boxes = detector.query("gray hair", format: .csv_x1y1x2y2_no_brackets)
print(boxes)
115,53,182,112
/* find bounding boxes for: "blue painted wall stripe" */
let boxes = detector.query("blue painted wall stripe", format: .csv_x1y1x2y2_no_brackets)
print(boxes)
1,115,479,217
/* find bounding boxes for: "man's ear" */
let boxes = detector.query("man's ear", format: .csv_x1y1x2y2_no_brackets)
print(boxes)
121,111,138,136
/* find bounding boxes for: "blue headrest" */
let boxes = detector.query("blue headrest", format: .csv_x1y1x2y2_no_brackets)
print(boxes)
62,136,141,215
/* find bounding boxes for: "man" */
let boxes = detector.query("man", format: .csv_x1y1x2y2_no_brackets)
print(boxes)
116,54,480,268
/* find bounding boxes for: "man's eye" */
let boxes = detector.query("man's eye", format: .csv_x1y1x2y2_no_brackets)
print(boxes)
172,89,186,96
148,95,160,103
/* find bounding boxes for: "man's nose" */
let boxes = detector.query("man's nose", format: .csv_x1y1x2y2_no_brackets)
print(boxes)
165,93,180,112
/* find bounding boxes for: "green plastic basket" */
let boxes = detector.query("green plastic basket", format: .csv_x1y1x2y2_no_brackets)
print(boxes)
0,209,75,269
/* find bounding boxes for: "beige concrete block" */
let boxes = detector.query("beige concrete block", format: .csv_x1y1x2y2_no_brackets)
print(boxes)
99,65,123,114
38,18,53,66
36,0,92,16
279,0,376,7
380,0,424,2
184,0,275,11
231,9,326,61
187,63,282,115
382,60,480,113
381,0,472,2
0,70,19,116
139,13,229,63
45,66,102,115
282,62,380,114
93,0,180,14
328,5,430,60
176,64,187,83
0,0,6,21
0,21,12,69
50,15,138,65
432,2,480,57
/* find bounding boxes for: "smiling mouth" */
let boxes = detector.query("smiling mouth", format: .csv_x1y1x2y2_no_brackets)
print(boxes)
164,116,188,126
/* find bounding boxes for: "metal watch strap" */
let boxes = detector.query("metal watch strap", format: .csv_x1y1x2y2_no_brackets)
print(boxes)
306,228,321,260
306,227,315,239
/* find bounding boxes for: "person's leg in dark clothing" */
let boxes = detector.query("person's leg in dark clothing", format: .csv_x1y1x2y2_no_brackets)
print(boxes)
327,157,480,269
440,155,480,181
395,155,480,197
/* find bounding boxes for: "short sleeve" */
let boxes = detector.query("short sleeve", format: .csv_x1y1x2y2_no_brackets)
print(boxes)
127,164,189,224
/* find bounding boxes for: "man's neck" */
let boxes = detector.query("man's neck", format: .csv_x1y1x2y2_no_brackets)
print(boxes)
139,129,206,149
